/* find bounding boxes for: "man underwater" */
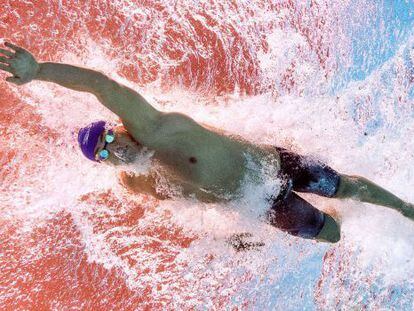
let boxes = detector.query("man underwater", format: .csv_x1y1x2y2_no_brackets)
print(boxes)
2,41,414,246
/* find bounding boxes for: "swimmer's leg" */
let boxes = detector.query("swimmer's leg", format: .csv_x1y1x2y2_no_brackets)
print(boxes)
268,192,340,243
334,174,414,220
314,214,341,243
276,147,414,221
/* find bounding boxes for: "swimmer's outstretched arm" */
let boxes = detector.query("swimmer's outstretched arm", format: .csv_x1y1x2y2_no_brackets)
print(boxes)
0,41,161,143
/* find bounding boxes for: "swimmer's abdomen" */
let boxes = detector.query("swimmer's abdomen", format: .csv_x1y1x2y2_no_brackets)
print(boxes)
149,113,246,193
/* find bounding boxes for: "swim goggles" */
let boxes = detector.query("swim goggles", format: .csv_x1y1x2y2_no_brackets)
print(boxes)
95,129,115,161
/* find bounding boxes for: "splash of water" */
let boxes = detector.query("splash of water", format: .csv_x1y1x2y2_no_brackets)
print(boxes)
1,0,414,309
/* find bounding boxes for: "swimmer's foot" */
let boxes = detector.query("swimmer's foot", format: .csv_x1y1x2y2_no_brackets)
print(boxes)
400,203,414,221
226,233,265,252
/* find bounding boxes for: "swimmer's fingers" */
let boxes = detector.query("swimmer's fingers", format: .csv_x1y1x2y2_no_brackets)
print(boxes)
0,58,24,86
4,42,27,54
0,63,12,74
232,232,253,238
0,56,12,65
0,48,14,58
0,42,39,85
252,241,265,248
5,76,24,86
226,232,265,252
227,239,265,252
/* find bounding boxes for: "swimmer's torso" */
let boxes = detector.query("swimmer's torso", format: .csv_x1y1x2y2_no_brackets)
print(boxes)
124,112,281,200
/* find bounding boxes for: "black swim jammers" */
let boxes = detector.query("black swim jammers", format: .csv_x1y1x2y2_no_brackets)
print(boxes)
267,147,340,239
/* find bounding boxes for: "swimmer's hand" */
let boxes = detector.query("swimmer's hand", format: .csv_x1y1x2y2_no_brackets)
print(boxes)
0,42,40,85
226,232,265,252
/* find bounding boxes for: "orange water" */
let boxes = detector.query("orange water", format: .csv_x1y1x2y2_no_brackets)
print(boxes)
0,1,384,309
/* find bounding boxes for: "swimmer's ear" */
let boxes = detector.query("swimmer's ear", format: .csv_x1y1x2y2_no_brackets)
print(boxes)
6,76,24,86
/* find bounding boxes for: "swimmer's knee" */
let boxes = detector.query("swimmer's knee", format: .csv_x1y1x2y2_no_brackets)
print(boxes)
315,214,341,243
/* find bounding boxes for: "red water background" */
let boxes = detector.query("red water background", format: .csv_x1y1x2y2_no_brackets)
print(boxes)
0,0,347,309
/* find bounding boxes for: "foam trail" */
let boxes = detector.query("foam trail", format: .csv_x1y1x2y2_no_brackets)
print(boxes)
1,0,414,309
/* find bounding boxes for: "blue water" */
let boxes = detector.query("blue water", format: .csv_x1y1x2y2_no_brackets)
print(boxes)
332,0,414,93
274,2,414,309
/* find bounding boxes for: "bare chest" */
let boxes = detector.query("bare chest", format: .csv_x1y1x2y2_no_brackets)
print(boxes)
151,132,249,195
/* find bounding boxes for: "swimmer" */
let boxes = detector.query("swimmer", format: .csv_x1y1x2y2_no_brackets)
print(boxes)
2,41,414,247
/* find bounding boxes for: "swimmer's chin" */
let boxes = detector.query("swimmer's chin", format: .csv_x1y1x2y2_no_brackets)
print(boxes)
103,155,138,167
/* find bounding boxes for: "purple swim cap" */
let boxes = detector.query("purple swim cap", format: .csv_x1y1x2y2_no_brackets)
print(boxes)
77,121,107,162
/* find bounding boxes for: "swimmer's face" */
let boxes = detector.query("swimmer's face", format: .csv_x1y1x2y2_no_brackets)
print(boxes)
94,126,142,166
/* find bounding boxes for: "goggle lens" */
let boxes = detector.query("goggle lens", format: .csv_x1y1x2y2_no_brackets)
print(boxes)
105,133,115,143
95,130,115,161
98,149,110,160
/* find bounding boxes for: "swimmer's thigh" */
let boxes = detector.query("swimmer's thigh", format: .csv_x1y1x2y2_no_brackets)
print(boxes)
267,191,340,242
276,147,340,197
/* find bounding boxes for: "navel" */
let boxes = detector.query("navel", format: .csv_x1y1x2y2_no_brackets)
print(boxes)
189,156,197,164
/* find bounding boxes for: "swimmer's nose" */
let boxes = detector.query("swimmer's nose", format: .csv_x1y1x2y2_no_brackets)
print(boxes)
93,133,106,154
